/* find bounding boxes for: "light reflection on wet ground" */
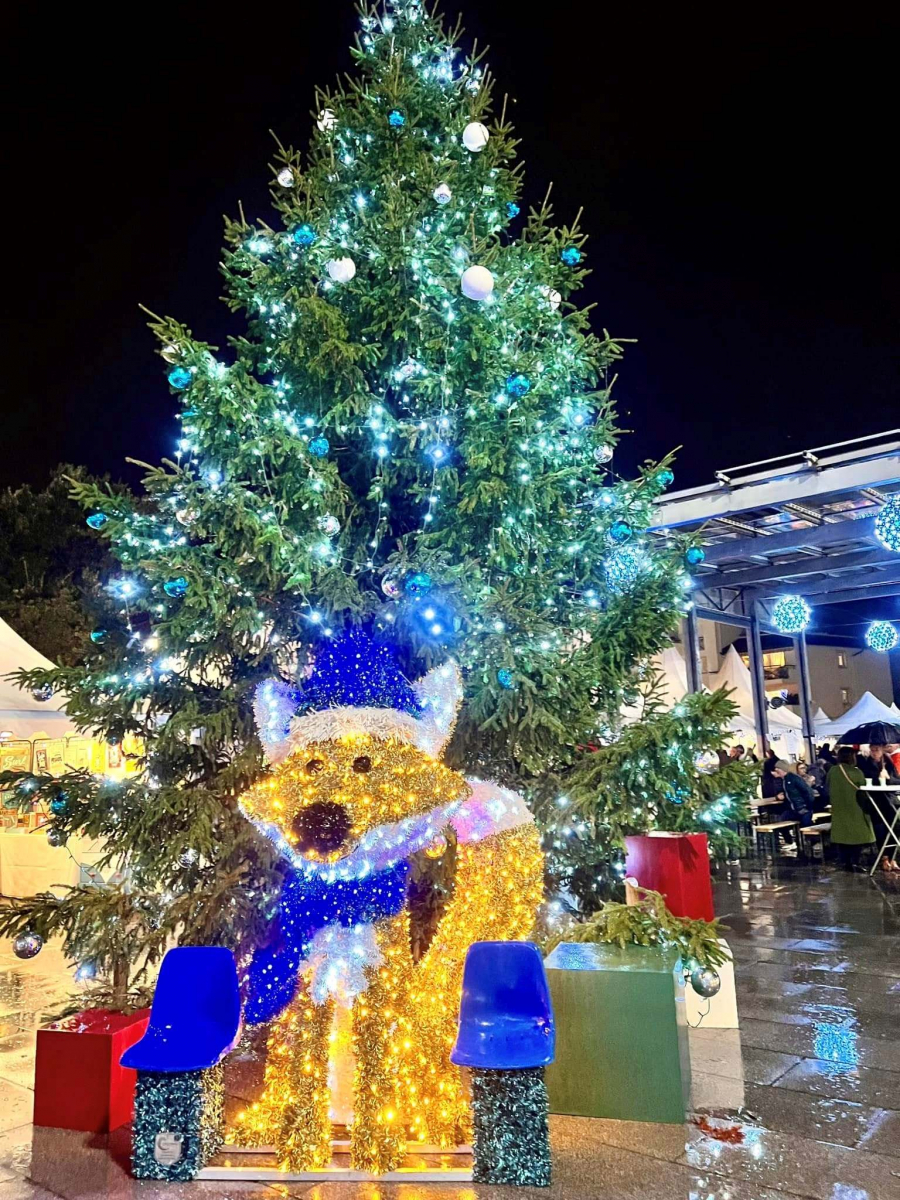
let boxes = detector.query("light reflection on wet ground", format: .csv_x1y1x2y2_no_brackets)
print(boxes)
0,859,897,1199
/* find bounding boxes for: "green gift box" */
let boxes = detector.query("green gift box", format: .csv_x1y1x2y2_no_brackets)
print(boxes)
543,942,691,1123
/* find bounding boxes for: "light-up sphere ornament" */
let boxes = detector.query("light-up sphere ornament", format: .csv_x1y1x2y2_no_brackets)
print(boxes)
90,628,107,645
497,667,515,690
560,246,582,265
326,257,356,283
167,366,192,390
539,284,561,311
690,966,721,999
685,546,706,566
86,512,108,530
506,200,520,218
865,620,899,654
387,109,406,127
461,265,494,301
317,108,337,132
609,520,633,544
604,545,645,594
433,182,452,205
593,443,614,465
317,514,341,537
308,436,330,457
13,932,43,960
506,372,532,398
462,121,489,151
163,576,189,599
874,495,900,552
276,167,294,187
31,684,53,702
405,571,432,597
291,224,317,247
771,594,811,635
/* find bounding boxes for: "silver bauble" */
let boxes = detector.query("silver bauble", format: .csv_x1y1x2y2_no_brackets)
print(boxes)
433,182,452,205
14,931,43,960
381,576,402,599
317,514,341,537
47,828,67,848
276,167,294,187
593,443,614,465
690,966,721,998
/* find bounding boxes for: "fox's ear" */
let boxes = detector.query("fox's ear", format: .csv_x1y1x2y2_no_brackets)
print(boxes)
253,678,300,764
412,660,464,756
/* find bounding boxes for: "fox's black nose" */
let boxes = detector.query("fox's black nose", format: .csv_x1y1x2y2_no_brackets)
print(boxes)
291,801,352,857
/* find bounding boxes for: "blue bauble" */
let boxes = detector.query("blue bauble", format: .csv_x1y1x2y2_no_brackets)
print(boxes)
656,467,675,488
163,576,189,599
292,224,317,247
506,201,520,218
31,684,54,702
90,628,108,644
86,513,108,530
167,367,192,390
387,109,406,127
685,546,705,566
560,246,582,265
497,667,515,690
506,372,532,398
49,795,68,816
405,571,432,597
309,435,330,457
609,520,633,544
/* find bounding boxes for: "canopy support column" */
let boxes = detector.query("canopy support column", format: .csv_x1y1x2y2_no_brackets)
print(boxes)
748,604,770,759
684,608,703,694
794,630,817,763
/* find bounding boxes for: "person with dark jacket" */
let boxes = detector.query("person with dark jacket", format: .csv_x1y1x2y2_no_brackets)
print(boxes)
858,743,900,785
761,750,781,798
772,760,815,825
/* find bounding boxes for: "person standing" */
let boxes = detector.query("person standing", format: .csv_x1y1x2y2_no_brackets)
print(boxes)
859,743,900,785
827,748,875,871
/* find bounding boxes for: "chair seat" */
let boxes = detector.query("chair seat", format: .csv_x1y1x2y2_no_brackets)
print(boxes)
452,942,555,1070
122,1019,238,1072
451,1014,555,1069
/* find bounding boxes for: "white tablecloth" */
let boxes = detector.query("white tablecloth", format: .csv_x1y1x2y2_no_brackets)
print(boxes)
0,830,106,897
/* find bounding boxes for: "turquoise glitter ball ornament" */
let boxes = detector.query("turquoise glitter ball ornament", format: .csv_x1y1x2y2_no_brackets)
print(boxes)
685,546,705,566
506,201,520,218
86,512,108,530
609,520,633,544
874,495,900,553
167,366,192,390
560,246,581,265
90,628,108,644
291,224,317,247
771,594,811,635
497,668,515,689
163,576,189,599
405,571,433,597
605,545,645,594
506,372,532,397
656,467,675,488
309,435,330,457
49,794,69,816
865,620,899,654
387,109,406,127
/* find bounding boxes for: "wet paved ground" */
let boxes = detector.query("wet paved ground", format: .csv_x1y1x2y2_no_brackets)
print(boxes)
0,858,897,1199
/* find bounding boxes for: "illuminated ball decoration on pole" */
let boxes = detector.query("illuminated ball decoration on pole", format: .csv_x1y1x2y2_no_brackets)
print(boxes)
771,594,811,635
874,495,900,552
865,620,899,654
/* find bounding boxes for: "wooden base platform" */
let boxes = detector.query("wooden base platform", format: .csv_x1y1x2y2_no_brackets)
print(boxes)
198,1141,473,1183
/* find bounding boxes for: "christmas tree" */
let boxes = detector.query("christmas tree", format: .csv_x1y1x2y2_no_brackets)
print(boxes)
0,0,752,993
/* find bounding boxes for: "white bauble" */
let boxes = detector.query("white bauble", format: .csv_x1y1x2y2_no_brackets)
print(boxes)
539,284,562,311
460,264,494,301
327,257,357,283
462,121,490,152
161,343,180,363
433,182,452,205
276,167,294,187
317,108,337,132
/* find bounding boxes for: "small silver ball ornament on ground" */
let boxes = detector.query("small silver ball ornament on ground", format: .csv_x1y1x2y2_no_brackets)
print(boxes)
461,265,494,301
433,182,452,205
462,121,490,152
326,257,356,283
14,931,43,960
690,966,721,998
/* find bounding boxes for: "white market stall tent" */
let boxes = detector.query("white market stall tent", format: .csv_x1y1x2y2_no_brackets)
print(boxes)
816,691,900,741
709,646,804,757
0,617,75,742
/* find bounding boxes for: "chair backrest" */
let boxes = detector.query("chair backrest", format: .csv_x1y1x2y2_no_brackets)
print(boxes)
150,946,241,1037
460,941,552,1024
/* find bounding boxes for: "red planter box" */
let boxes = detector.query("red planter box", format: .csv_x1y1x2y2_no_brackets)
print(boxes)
34,1008,150,1132
624,832,715,921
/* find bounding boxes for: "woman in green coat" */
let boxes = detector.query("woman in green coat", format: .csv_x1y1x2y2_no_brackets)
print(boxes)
826,747,874,870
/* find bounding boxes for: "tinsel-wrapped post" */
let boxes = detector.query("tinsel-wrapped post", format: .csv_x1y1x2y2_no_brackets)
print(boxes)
131,1064,224,1181
452,942,555,1189
471,1066,551,1187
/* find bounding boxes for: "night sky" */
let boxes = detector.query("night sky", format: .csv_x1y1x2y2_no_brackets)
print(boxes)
4,2,898,492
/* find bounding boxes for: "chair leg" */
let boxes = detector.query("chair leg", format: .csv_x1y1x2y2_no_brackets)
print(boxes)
132,1063,225,1180
470,1067,551,1187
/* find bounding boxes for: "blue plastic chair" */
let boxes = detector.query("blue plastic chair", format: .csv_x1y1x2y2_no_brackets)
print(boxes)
122,946,241,1072
451,941,555,1069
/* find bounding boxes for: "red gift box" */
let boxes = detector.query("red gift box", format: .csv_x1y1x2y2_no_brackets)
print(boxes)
34,1008,150,1132
624,832,715,921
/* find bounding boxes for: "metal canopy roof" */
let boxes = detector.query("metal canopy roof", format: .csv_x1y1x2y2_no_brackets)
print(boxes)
651,430,900,614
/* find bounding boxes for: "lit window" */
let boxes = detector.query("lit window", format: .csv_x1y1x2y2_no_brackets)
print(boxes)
840,687,850,706
837,652,847,668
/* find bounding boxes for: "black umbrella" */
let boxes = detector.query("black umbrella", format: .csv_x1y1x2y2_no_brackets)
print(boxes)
835,720,900,745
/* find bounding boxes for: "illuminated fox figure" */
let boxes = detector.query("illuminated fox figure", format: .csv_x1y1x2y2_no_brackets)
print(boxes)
234,629,543,1175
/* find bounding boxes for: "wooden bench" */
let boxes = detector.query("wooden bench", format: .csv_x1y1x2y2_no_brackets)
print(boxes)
754,820,799,857
799,823,831,859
